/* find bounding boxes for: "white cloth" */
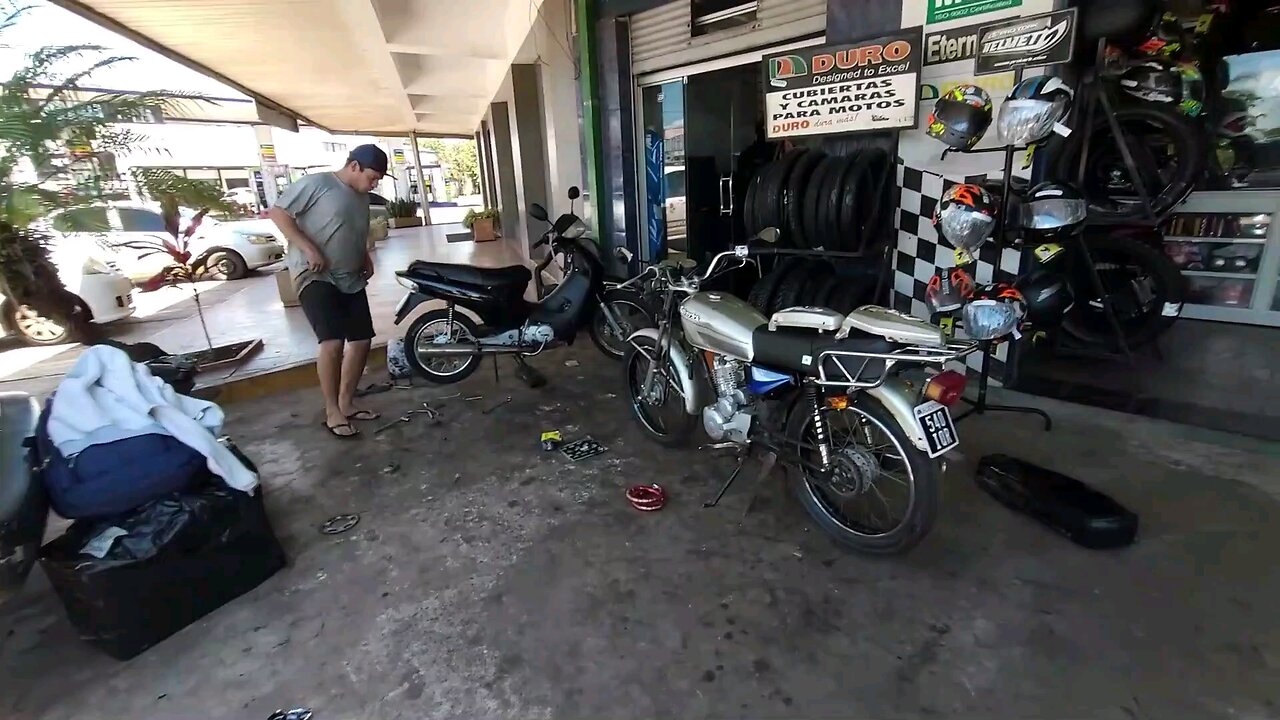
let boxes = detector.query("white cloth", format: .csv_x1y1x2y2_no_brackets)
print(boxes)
47,345,259,493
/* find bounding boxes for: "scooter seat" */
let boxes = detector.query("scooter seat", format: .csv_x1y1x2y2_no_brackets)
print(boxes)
406,261,532,287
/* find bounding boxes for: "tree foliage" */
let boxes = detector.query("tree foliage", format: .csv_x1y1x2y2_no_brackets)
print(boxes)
421,138,479,194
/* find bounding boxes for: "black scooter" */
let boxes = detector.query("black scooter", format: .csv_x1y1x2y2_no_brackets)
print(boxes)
392,187,604,385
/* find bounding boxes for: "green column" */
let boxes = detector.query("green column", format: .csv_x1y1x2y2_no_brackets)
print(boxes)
575,0,604,231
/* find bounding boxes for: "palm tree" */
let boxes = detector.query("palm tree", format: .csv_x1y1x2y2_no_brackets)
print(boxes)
0,3,227,342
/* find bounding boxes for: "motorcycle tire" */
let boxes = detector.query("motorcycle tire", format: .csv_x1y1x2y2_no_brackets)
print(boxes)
798,260,834,305
827,278,869,314
771,259,814,313
624,334,696,447
837,154,874,252
859,150,893,253
748,257,803,313
818,155,852,250
787,392,940,555
785,150,824,247
803,157,843,250
743,171,762,238
403,308,483,384
806,272,842,310
763,150,805,234
589,288,656,361
1052,101,1206,223
1060,231,1185,349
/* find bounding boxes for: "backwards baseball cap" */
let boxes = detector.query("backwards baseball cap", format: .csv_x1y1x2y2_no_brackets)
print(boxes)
347,144,394,178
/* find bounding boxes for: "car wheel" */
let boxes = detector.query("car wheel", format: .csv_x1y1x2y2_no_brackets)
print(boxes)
6,301,84,346
204,250,249,280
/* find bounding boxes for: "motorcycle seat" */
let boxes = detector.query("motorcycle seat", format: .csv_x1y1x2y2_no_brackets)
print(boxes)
751,326,900,382
406,261,532,287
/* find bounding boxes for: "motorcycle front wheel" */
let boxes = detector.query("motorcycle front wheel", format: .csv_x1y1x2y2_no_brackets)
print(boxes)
786,394,939,555
404,308,482,384
590,288,655,360
624,335,695,446
1061,232,1185,349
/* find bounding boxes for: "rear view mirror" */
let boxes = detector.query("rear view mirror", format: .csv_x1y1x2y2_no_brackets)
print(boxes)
757,227,780,244
614,247,634,262
568,186,581,200
529,203,548,222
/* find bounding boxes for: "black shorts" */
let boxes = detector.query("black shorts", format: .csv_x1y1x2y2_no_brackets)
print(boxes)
299,282,374,343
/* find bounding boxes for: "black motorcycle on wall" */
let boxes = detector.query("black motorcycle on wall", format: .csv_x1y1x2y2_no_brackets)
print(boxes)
392,187,605,384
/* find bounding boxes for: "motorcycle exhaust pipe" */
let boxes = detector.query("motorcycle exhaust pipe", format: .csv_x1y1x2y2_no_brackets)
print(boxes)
413,343,532,356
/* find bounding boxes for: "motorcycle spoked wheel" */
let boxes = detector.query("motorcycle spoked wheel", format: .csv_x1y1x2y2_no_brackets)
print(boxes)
785,394,939,555
404,308,483,384
589,288,656,361
624,335,696,447
1060,232,1185,349
1053,103,1205,222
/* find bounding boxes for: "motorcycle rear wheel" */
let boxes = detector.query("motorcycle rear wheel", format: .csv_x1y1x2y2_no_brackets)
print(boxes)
404,309,482,384
624,335,695,447
786,393,939,555
1060,232,1185,349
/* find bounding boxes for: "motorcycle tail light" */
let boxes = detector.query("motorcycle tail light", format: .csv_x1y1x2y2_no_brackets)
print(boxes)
825,395,849,410
924,370,966,407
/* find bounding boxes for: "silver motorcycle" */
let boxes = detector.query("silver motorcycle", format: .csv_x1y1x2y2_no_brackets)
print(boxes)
624,229,977,554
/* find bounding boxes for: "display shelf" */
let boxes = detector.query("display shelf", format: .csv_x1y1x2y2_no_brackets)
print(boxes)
1164,190,1280,328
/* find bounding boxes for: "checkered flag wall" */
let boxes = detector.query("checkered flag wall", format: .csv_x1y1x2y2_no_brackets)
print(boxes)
892,162,1029,381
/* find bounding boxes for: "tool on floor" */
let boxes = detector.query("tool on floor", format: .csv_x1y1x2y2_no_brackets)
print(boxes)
409,402,443,424
560,436,607,461
268,709,313,720
373,415,413,435
540,430,562,451
627,484,666,511
320,514,360,535
481,396,512,415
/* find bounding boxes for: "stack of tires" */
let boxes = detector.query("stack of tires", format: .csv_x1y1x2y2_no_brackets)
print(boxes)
746,257,879,317
742,147,893,253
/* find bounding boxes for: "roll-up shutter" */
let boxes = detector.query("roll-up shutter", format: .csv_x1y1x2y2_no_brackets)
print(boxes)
630,0,826,75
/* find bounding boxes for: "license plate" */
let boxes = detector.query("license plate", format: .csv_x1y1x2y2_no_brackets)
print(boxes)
393,293,410,318
913,401,959,458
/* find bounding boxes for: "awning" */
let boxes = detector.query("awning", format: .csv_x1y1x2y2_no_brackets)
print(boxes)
52,0,548,136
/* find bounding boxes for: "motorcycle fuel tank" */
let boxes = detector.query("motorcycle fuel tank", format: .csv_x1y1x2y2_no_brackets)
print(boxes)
680,292,766,360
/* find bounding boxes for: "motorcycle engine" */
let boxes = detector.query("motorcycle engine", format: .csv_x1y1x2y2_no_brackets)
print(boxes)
702,356,753,443
520,324,555,346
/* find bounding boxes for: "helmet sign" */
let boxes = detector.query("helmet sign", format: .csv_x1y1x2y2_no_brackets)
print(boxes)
973,8,1077,76
762,27,923,138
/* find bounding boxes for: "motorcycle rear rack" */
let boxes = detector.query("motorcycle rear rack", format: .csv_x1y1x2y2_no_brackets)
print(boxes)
816,339,979,390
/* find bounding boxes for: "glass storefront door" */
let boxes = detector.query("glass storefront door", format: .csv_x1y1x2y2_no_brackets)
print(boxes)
640,80,686,259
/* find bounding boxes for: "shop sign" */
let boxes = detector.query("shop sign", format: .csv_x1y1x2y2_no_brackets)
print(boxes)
973,8,1076,76
924,21,986,66
643,129,665,260
927,0,1021,24
392,149,406,163
762,28,923,139
259,143,277,164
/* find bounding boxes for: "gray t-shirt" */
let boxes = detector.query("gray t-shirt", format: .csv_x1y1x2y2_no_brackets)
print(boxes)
275,172,370,294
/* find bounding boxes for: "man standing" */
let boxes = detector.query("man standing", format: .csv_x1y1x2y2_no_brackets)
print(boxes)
269,144,389,438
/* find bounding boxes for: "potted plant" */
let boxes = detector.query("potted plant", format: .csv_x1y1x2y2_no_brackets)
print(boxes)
386,198,422,229
463,208,501,242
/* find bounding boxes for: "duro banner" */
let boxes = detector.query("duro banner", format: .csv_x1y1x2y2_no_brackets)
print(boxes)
973,8,1077,76
762,28,923,139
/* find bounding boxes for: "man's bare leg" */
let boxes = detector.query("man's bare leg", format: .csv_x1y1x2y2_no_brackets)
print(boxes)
318,339,354,435
337,338,372,418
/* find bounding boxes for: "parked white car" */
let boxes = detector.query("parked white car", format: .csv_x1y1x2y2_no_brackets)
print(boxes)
0,249,135,346
42,203,285,281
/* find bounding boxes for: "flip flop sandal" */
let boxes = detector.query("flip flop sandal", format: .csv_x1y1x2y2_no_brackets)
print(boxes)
346,410,381,421
322,422,360,439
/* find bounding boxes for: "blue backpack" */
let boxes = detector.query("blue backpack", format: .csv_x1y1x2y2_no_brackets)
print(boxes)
32,398,209,519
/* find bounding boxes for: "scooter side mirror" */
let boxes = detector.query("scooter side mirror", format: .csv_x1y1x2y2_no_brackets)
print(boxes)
529,203,549,222
614,247,634,263
567,186,581,200
756,227,780,244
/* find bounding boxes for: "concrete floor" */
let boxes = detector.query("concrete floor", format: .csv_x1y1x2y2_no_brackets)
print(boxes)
2,347,1279,719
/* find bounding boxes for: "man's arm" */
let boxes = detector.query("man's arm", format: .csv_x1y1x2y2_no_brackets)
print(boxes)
269,206,326,272
362,250,375,280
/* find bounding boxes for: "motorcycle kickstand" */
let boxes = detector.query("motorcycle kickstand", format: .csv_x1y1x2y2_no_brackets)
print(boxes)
739,451,779,522
513,355,547,389
703,450,750,508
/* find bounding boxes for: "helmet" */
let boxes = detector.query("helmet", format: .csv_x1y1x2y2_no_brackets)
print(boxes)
1020,182,1087,241
998,76,1074,144
982,281,1028,320
962,299,1021,341
1133,11,1187,60
1016,270,1074,327
926,84,993,151
926,267,976,313
1119,60,1181,104
386,337,412,379
1175,63,1205,117
934,183,998,253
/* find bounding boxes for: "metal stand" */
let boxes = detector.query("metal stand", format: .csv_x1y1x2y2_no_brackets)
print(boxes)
954,340,1052,430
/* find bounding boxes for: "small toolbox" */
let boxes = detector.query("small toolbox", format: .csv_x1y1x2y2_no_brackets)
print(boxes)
975,454,1138,550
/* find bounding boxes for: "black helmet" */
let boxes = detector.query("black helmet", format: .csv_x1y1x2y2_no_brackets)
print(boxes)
934,183,998,253
1133,11,1188,60
926,84,993,151
1020,181,1087,241
1016,270,1075,327
1120,60,1181,104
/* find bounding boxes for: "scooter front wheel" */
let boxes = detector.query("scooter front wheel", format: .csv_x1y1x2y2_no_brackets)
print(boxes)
404,309,482,385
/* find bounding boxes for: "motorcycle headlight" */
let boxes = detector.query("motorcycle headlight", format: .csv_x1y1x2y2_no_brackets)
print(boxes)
562,219,588,239
997,98,1067,145
81,257,113,275
962,299,1020,341
1022,198,1087,231
937,207,995,253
